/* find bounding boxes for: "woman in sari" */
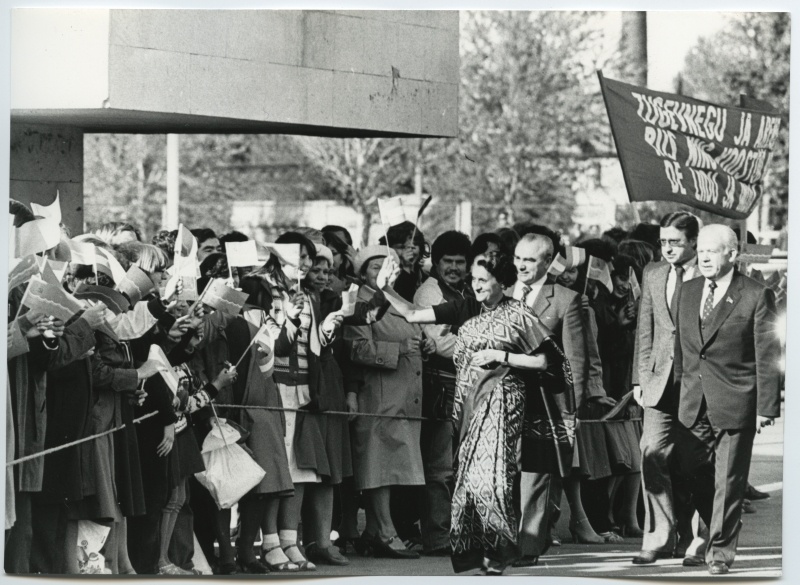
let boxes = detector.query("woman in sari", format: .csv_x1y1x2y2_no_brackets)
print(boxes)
384,255,572,575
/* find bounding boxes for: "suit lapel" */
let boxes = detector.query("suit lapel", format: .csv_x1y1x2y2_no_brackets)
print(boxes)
701,273,743,347
651,263,673,327
681,277,705,345
532,284,553,319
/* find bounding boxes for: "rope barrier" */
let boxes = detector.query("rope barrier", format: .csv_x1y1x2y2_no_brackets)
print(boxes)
213,404,642,425
5,405,642,467
5,411,158,468
214,403,442,422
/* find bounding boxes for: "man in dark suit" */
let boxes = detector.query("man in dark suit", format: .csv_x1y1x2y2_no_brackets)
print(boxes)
632,211,706,565
511,232,586,565
673,224,781,575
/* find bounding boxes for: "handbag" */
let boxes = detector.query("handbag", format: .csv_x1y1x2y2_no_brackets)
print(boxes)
421,367,456,420
194,404,266,509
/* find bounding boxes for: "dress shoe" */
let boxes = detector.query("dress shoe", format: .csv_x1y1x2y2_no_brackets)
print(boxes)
632,550,672,565
305,543,350,566
745,484,770,500
682,555,705,567
511,555,538,567
742,499,757,514
370,535,420,559
708,561,729,575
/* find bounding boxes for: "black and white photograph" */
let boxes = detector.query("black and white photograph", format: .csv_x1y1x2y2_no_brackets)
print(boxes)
2,3,793,580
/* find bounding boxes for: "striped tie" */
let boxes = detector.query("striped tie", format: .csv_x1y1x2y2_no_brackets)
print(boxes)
521,284,532,304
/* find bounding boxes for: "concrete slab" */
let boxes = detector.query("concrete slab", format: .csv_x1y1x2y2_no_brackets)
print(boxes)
187,54,269,121
109,44,192,114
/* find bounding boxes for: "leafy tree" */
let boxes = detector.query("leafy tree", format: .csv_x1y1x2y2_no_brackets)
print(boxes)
681,12,790,232
454,11,614,233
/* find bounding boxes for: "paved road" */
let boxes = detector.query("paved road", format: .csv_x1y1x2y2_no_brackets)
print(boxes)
205,407,782,579
299,407,784,578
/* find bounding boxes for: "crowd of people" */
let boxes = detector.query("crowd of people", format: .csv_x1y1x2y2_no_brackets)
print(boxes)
6,199,785,576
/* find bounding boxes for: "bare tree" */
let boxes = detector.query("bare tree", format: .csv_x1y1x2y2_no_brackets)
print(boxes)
293,137,416,247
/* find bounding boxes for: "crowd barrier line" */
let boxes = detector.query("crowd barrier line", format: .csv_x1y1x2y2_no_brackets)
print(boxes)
5,405,641,467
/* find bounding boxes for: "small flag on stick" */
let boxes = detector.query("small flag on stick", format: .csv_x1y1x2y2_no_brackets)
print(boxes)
234,322,271,369
68,240,97,266
39,258,63,287
225,240,260,268
765,270,782,289
377,194,423,229
203,279,250,317
548,247,587,276
20,276,83,322
174,224,200,279
263,243,300,268
116,265,156,306
15,218,61,257
148,345,180,396
587,256,613,293
8,255,41,292
31,192,62,223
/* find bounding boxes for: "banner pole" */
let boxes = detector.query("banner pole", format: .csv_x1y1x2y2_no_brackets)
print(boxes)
630,202,642,225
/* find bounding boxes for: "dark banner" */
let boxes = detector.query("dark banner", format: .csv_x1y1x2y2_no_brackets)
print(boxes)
598,73,782,219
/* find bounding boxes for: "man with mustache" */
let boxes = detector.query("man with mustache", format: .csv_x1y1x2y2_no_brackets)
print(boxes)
405,230,475,556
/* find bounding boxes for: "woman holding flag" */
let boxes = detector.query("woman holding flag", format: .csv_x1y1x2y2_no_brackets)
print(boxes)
590,253,644,538
240,231,348,570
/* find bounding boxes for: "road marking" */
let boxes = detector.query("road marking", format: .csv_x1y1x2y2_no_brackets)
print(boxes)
754,481,783,492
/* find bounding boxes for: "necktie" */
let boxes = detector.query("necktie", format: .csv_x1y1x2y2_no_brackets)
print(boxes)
521,284,532,305
702,280,717,324
669,265,685,321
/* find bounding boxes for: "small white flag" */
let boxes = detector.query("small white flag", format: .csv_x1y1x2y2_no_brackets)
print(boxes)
148,344,180,396
31,192,62,223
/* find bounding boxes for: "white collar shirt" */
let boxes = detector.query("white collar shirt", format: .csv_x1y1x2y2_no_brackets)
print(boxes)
700,267,735,317
666,256,699,302
513,273,548,308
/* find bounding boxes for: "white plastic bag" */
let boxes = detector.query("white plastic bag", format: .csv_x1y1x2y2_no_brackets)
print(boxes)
200,417,243,453
77,520,111,574
194,443,265,509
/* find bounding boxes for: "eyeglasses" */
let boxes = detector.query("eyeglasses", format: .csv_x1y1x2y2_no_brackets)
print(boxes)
658,239,687,247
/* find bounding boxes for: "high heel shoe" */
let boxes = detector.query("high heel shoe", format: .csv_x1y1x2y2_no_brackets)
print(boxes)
619,525,644,538
568,518,605,544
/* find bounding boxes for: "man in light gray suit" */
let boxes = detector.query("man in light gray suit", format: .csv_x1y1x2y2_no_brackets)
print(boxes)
632,211,706,566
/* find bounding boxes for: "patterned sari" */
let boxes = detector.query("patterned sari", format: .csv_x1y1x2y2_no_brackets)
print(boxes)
449,298,573,573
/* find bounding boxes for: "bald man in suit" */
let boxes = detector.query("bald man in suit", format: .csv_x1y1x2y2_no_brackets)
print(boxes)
511,232,585,565
673,224,781,576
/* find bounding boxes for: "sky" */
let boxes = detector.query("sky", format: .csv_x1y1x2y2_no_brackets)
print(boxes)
646,11,731,91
